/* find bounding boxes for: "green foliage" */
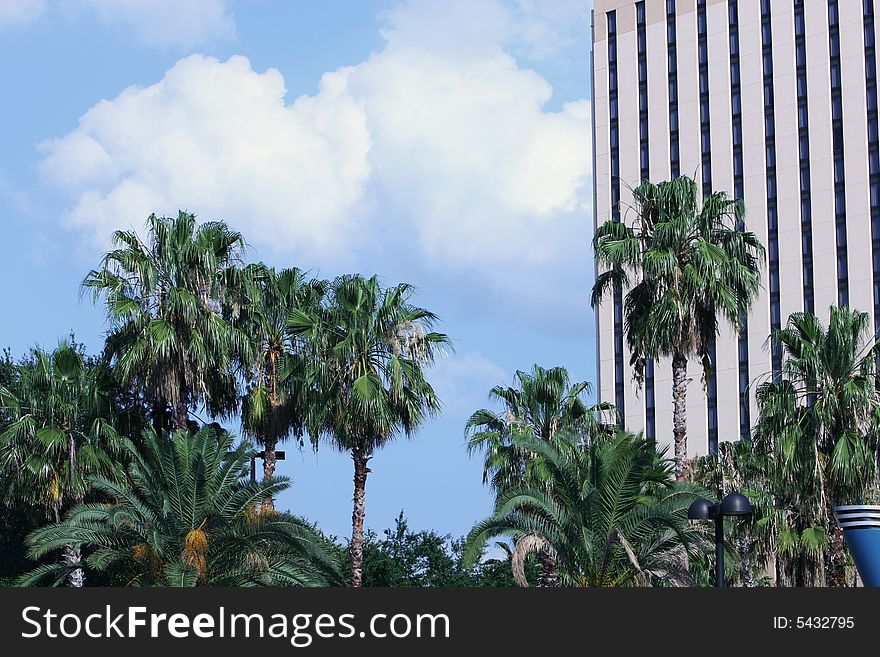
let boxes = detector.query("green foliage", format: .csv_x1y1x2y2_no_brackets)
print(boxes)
83,212,255,429
466,364,616,493
751,306,880,586
591,176,764,475
239,266,327,489
21,426,340,586
0,341,130,515
290,274,450,585
464,431,707,586
347,512,527,587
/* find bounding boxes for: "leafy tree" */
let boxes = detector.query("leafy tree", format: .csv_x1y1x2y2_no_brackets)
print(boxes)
753,307,880,586
290,275,449,587
82,212,255,430
0,341,129,586
352,512,526,587
239,266,327,509
21,426,339,586
464,431,706,586
591,176,764,478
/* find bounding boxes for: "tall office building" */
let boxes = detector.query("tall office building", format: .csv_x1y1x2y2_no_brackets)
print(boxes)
592,0,880,456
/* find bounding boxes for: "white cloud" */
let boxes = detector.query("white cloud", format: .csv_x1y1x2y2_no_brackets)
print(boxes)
74,0,235,48
41,54,372,262
0,0,45,27
40,0,592,324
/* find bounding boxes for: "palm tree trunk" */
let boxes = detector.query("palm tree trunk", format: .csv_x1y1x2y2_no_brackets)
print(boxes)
174,403,189,432
828,520,848,587
261,437,277,513
537,552,559,587
63,544,84,588
671,352,689,480
350,446,371,587
53,506,84,588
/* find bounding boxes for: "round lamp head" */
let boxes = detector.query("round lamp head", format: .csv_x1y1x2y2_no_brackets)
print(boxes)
687,498,714,520
721,492,752,516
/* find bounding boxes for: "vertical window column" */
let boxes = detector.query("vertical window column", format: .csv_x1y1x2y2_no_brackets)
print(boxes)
636,2,654,441
829,0,849,307
608,10,625,425
729,0,750,441
762,0,782,379
795,0,815,314
865,1,880,337
698,0,718,454
667,0,680,179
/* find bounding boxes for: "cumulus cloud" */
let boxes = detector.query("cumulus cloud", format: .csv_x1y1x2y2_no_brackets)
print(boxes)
40,0,592,325
41,54,371,261
0,0,45,27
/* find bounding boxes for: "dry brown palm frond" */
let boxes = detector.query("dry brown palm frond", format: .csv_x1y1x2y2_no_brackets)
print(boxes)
512,533,556,587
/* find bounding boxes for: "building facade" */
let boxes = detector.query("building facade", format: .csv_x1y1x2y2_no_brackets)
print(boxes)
592,0,880,456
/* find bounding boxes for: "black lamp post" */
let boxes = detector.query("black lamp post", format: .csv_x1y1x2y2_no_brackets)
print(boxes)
687,492,752,587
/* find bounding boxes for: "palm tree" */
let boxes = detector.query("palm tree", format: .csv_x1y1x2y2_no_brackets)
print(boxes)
465,365,615,586
463,431,705,586
289,275,450,587
466,365,615,493
20,426,339,586
0,341,130,587
82,212,254,431
591,176,764,478
753,306,880,586
239,266,327,510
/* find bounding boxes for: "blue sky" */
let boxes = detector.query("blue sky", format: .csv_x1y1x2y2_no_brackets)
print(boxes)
0,0,595,541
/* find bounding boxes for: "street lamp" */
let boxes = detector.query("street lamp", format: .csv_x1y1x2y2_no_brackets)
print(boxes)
687,492,752,587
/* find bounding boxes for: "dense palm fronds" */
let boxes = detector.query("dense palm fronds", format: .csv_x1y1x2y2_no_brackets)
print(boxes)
20,426,339,587
591,176,764,477
466,364,616,493
289,274,450,587
239,266,327,508
463,431,706,587
689,440,780,587
82,212,256,430
752,306,880,586
0,341,131,586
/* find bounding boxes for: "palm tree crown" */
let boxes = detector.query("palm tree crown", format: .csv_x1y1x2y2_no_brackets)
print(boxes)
82,212,254,430
21,426,339,586
464,431,705,586
466,364,615,493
